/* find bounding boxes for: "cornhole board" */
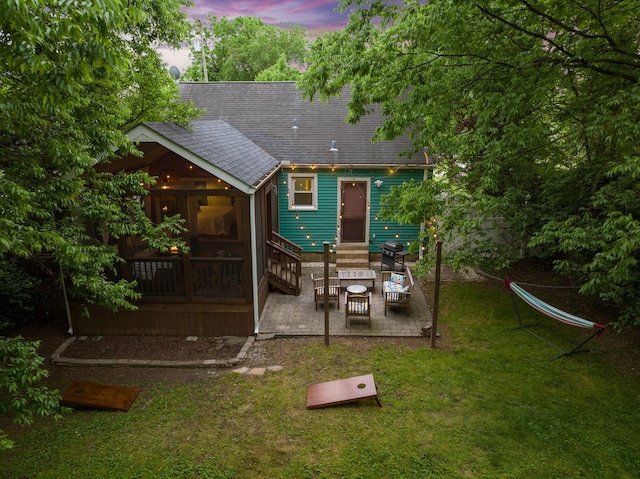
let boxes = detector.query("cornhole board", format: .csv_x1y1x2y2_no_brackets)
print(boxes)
61,381,140,412
306,374,382,409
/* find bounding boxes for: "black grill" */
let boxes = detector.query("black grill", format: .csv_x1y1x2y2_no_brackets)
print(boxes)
382,241,403,252
380,242,407,271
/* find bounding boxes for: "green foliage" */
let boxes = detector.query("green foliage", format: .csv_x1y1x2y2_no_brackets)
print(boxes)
0,336,65,451
0,0,199,445
0,0,197,311
255,54,302,81
301,0,640,327
183,16,308,81
0,258,38,330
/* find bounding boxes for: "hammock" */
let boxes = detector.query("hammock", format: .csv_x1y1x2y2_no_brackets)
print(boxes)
505,278,607,360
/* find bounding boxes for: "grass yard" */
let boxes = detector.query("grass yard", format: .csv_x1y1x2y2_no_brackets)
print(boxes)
2,281,640,478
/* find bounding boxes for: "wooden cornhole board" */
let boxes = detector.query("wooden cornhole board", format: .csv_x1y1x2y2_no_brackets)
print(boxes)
61,381,140,412
306,374,382,409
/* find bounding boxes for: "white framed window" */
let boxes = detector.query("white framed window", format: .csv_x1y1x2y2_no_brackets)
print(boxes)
288,173,317,210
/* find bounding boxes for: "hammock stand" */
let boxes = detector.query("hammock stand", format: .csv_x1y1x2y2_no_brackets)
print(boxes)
505,278,607,361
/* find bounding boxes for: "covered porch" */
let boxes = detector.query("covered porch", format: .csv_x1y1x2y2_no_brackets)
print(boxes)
259,263,432,337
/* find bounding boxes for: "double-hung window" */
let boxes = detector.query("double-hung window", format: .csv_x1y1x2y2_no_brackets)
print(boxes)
288,174,317,211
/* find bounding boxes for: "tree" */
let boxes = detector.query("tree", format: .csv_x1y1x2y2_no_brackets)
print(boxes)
300,0,640,327
256,54,302,81
0,0,199,448
183,16,308,81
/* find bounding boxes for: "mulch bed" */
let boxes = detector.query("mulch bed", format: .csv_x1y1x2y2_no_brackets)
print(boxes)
60,335,244,362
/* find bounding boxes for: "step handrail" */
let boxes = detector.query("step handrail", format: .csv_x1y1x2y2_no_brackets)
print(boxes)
267,239,301,261
271,231,302,257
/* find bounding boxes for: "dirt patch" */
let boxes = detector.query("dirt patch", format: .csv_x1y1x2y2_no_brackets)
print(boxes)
60,335,244,362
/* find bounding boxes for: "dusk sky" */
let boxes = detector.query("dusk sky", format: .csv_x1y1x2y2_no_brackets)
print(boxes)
159,0,350,72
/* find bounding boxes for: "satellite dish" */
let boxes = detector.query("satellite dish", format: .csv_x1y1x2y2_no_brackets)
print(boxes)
169,66,181,80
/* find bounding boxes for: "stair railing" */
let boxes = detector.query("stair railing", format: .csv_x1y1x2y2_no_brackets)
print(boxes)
267,232,302,294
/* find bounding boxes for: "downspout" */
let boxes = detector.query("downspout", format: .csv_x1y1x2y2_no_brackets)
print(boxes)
250,192,260,335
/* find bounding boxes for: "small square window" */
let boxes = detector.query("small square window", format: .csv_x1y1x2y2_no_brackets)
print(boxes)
288,174,317,210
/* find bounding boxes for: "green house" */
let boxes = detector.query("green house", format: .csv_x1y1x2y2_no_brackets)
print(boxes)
180,82,428,256
71,82,428,338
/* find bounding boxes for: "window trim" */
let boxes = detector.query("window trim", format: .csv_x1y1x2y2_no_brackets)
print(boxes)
287,173,318,211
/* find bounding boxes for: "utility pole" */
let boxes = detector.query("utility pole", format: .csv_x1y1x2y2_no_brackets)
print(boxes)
197,20,208,82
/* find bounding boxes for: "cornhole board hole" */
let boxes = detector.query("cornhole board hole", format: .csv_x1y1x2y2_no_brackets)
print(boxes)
306,374,382,409
61,381,140,412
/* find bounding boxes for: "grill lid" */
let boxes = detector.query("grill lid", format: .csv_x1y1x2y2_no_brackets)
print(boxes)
382,241,403,252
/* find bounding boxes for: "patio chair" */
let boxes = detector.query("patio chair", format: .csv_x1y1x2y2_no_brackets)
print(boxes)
311,273,340,310
345,290,372,327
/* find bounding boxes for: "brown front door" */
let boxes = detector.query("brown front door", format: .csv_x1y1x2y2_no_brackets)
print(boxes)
340,181,367,243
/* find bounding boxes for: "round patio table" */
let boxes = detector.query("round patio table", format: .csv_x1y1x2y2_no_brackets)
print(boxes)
346,284,367,294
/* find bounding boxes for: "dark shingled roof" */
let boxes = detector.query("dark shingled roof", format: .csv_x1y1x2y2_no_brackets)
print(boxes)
178,82,419,167
144,120,279,188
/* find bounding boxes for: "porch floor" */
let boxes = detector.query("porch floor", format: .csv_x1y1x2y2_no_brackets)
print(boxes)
259,263,432,337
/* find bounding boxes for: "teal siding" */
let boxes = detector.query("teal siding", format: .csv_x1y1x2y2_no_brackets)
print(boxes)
278,167,424,253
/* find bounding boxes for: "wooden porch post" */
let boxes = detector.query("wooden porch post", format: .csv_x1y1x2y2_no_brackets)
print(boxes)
431,239,443,348
323,241,330,345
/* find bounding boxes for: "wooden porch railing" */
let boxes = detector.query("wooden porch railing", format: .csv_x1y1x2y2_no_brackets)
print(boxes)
267,232,302,295
191,257,244,298
127,257,184,296
127,256,244,299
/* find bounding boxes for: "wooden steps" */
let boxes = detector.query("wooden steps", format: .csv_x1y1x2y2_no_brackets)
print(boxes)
336,244,370,271
267,259,301,295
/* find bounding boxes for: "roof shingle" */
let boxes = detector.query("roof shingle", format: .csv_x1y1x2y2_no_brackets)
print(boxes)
179,82,418,166
144,120,279,188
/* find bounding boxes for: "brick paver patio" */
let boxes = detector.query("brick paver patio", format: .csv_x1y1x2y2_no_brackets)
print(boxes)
258,263,432,337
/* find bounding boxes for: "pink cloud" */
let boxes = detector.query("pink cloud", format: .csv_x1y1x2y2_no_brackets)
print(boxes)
186,0,348,30
160,0,350,71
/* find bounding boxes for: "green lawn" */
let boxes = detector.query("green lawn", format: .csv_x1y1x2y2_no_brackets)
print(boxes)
3,282,639,478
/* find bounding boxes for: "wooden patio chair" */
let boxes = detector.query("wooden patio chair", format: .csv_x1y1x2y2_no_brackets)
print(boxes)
345,290,372,327
311,273,340,310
